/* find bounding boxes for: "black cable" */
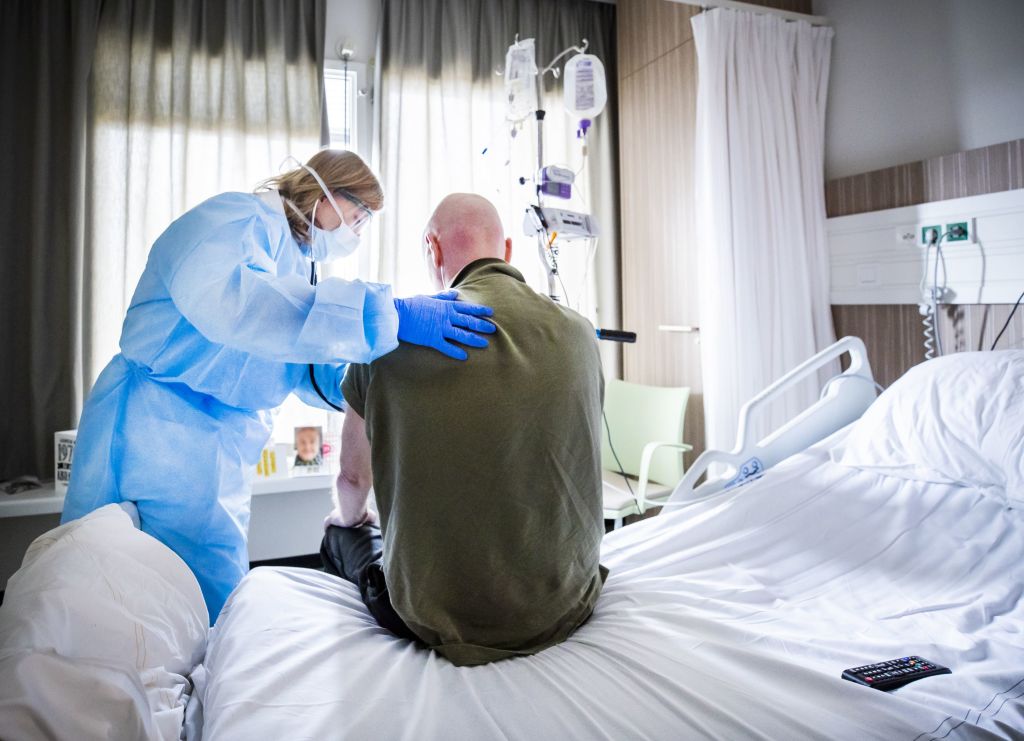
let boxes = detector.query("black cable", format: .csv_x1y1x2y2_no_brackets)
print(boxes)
990,288,1024,351
602,409,637,509
308,259,345,412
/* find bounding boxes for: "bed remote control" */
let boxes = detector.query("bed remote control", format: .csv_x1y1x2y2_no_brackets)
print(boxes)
842,656,950,691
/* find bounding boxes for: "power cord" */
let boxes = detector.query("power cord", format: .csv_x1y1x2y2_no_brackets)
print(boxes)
919,228,950,359
602,409,638,510
990,287,1024,351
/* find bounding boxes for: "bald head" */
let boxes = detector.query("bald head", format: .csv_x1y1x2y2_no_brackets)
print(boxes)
424,194,511,290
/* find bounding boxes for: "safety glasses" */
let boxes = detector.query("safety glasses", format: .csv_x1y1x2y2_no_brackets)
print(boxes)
336,189,374,233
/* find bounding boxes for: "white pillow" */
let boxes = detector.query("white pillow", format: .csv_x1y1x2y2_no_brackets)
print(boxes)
831,350,1024,505
0,504,208,740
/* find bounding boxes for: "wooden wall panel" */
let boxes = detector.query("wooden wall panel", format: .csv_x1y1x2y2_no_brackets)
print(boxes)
826,139,1024,218
831,305,925,388
833,302,1024,388
619,41,704,463
936,303,1024,355
827,138,1024,384
617,0,697,80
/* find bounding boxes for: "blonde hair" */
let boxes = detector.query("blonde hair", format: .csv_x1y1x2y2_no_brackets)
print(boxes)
258,149,383,244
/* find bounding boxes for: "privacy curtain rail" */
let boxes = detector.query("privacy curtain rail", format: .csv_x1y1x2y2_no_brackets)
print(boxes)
667,0,830,27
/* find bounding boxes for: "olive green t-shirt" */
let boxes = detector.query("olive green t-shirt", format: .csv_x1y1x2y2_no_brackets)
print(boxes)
341,258,607,666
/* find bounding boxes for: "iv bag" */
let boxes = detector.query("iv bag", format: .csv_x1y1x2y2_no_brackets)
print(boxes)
504,38,538,123
563,53,606,120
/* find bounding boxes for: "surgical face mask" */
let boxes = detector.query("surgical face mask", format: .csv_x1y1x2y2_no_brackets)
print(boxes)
281,158,368,262
309,197,361,261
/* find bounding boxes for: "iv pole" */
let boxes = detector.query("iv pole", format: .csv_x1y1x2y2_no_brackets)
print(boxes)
530,38,589,302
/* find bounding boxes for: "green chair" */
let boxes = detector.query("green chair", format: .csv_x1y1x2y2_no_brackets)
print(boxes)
601,380,692,529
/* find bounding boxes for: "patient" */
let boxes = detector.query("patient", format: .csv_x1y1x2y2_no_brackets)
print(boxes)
320,193,607,666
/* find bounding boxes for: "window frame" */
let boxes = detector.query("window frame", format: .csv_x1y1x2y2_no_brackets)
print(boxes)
324,59,369,157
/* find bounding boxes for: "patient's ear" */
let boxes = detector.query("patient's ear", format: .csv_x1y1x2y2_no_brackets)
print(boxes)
425,234,444,290
426,234,443,270
503,237,512,263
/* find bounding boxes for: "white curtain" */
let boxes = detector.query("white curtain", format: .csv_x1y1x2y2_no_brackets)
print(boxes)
692,8,838,453
372,0,621,374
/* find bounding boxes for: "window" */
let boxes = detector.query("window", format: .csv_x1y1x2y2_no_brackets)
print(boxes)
324,64,359,150
264,60,367,454
320,59,374,287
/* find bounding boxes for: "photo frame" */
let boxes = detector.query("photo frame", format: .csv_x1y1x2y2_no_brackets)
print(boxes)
293,425,324,474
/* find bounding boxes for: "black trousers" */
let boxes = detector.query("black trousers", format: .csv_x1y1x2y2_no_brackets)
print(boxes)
320,524,419,641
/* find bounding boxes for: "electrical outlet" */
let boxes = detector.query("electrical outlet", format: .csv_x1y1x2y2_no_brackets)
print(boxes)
920,225,941,246
946,220,972,242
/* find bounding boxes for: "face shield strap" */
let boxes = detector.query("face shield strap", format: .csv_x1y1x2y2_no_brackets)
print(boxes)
301,163,348,229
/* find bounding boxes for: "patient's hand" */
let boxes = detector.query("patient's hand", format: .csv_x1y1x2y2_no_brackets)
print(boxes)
345,507,379,528
324,500,379,529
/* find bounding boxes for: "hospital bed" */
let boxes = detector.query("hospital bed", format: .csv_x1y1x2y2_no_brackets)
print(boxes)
1,338,1022,740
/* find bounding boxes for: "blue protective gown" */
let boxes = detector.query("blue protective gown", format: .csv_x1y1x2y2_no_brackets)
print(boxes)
61,191,399,621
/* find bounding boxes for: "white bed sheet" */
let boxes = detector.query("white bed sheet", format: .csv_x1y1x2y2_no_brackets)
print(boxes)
197,428,1024,740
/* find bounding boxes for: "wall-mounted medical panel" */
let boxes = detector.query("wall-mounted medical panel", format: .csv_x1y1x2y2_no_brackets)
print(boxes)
827,188,1024,305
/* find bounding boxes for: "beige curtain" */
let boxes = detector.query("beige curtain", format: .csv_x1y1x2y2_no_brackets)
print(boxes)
83,0,326,393
373,0,622,374
0,0,325,481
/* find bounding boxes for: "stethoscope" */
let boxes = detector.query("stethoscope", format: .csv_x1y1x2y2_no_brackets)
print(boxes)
261,187,346,413
307,260,345,412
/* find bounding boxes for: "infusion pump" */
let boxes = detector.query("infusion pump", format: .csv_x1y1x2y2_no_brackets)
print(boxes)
523,205,600,240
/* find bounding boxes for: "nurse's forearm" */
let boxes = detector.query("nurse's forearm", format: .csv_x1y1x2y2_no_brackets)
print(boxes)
169,244,399,365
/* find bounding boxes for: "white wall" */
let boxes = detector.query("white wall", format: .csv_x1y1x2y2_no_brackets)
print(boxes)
324,0,380,63
819,0,1024,180
827,188,1024,305
323,0,380,159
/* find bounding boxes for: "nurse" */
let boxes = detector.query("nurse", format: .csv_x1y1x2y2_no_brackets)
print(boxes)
62,150,496,622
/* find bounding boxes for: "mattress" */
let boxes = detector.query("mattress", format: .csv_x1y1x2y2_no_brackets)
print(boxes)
196,427,1024,739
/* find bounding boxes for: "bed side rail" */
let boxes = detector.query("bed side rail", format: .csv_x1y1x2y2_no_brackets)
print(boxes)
667,336,876,503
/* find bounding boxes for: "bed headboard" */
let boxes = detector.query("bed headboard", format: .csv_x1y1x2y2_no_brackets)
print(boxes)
667,336,877,503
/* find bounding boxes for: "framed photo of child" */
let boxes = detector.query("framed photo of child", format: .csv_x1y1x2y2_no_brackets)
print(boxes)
293,426,324,473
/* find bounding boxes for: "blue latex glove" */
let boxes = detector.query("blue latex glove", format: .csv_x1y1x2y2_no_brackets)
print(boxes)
394,290,496,360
